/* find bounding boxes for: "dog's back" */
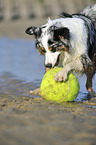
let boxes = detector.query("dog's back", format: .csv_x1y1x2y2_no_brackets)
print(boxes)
81,4,96,69
61,4,96,72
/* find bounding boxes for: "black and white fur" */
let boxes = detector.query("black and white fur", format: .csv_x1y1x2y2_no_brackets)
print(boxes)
26,4,96,94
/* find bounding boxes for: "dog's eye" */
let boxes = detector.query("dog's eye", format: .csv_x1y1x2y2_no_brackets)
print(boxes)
48,40,54,45
38,47,46,55
49,47,56,52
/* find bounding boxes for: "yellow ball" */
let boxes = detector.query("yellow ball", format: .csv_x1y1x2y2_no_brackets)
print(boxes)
40,67,80,102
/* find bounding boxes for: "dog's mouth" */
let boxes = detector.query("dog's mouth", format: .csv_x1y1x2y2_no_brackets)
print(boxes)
54,54,61,67
46,67,51,72
45,54,61,72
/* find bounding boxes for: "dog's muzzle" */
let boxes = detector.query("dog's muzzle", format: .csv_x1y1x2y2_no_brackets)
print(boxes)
45,63,52,72
45,54,61,72
45,63,52,68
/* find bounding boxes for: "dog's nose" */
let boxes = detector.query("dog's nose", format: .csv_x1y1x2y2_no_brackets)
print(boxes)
45,63,52,68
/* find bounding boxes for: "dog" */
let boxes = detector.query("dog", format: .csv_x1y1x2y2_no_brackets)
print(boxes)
26,4,96,95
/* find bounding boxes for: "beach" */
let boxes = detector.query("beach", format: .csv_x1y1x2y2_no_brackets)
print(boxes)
0,1,96,142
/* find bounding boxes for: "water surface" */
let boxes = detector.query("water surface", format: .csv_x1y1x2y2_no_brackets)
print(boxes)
0,37,96,101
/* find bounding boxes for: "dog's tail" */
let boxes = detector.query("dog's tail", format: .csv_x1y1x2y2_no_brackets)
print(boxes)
81,4,96,26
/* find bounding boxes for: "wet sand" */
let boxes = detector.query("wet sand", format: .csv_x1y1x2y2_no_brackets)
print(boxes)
0,73,96,145
0,19,96,145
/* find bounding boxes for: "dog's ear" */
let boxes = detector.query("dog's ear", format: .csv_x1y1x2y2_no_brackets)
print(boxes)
25,26,41,37
54,27,70,41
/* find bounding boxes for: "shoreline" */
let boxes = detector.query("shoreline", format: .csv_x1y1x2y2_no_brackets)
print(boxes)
0,16,96,145
0,72,96,145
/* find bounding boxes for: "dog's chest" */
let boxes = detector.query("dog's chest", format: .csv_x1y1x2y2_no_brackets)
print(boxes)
60,51,70,66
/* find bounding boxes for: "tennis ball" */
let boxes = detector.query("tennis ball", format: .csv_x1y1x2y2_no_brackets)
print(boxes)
40,67,80,102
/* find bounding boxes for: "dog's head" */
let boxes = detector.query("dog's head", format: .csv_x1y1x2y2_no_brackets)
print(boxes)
25,19,70,70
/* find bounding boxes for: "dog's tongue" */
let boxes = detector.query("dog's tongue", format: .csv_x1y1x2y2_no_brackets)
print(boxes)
46,67,51,72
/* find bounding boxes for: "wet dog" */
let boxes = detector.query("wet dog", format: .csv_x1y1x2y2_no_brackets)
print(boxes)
26,4,96,95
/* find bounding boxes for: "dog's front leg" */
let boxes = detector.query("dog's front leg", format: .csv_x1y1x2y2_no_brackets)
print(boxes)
55,57,83,82
30,88,40,95
54,63,73,82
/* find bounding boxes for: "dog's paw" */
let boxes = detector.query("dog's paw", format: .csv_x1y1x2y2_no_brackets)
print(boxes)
54,70,67,82
30,88,40,95
88,90,96,97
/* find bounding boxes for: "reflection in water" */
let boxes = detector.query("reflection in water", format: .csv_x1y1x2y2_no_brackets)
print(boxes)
0,38,96,100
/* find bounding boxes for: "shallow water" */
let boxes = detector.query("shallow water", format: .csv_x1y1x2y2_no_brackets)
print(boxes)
0,37,45,82
0,37,96,101
0,37,96,145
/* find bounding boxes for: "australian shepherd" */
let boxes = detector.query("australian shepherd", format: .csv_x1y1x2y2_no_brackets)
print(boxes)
26,4,96,95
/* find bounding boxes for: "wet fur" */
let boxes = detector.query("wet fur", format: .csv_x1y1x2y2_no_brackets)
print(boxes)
26,4,96,92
